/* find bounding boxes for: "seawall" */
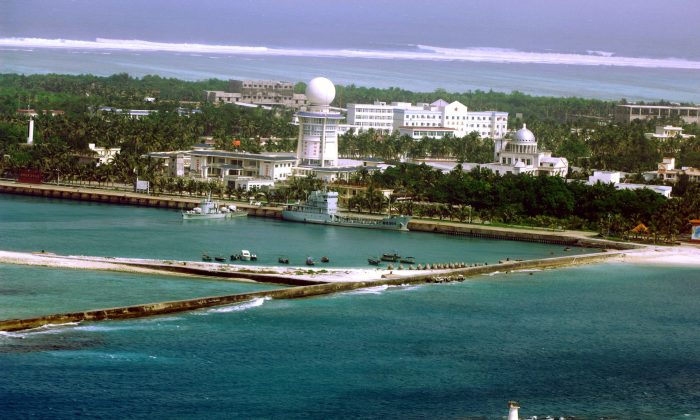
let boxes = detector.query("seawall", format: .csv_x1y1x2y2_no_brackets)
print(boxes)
0,180,282,217
0,250,624,332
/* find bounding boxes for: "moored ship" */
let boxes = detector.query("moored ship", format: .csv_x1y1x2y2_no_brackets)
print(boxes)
182,193,247,220
282,190,411,231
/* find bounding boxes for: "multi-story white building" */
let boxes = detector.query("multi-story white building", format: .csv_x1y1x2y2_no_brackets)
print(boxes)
347,99,508,139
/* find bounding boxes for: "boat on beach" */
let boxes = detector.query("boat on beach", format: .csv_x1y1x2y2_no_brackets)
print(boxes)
282,191,411,231
182,193,247,220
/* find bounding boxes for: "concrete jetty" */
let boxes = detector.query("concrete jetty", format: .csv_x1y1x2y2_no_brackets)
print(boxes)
0,250,625,332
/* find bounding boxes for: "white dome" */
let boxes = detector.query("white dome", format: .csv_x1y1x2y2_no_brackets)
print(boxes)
305,77,335,106
513,124,536,143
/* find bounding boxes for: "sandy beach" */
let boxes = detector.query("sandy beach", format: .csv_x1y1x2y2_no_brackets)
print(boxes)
610,244,700,266
0,250,454,283
1,244,699,285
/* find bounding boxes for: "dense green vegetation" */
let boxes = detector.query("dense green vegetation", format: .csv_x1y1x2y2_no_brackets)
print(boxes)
0,72,698,241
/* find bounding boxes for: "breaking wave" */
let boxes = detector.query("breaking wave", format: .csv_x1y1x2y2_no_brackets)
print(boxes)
207,297,270,313
1,37,699,69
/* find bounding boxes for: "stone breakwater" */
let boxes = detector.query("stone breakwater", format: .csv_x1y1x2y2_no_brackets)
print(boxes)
0,250,625,332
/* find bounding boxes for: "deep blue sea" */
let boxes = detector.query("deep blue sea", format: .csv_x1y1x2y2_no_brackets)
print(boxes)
1,194,699,418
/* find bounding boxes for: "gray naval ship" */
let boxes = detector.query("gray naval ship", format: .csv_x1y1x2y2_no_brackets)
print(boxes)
282,190,411,231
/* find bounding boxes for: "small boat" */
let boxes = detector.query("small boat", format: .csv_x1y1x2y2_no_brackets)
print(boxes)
214,256,226,262
399,256,415,264
250,253,258,261
320,256,330,263
381,251,401,262
278,256,290,264
368,257,381,266
202,254,212,262
230,254,240,261
240,250,252,261
306,256,315,266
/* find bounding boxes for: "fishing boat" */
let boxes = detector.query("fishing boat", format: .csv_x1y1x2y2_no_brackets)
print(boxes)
214,256,226,262
399,256,416,264
306,256,315,266
368,257,381,266
201,254,212,262
381,251,401,262
182,193,247,220
321,256,330,263
278,256,290,264
282,191,411,231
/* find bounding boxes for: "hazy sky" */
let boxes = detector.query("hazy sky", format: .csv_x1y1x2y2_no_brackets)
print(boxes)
2,0,698,58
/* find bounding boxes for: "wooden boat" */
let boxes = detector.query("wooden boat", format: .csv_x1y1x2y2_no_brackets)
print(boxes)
278,256,290,264
214,256,226,262
321,256,330,263
368,257,381,266
202,254,212,262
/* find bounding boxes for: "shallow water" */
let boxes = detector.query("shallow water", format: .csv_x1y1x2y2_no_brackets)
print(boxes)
0,194,591,268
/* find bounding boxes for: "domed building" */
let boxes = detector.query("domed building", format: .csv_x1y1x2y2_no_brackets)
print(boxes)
295,77,343,168
486,124,568,176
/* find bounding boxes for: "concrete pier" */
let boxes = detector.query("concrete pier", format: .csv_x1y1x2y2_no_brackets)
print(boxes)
0,250,624,332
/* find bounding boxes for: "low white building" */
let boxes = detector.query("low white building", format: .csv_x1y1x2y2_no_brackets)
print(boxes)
88,143,120,166
465,124,568,176
588,170,672,198
644,157,700,183
644,125,695,140
189,150,296,186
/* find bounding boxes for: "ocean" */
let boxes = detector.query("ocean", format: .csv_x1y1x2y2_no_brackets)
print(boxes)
1,0,700,102
1,195,699,418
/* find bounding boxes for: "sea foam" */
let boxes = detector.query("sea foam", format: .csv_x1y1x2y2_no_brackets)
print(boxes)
1,37,699,69
208,297,270,313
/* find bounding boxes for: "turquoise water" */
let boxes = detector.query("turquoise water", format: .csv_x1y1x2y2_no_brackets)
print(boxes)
1,194,699,418
0,264,279,319
0,194,592,268
1,264,699,418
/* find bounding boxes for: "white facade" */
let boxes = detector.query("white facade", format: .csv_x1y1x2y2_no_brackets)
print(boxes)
587,170,672,198
347,99,508,139
88,143,121,166
295,77,342,167
644,125,695,140
465,124,568,176
644,157,700,183
189,150,296,185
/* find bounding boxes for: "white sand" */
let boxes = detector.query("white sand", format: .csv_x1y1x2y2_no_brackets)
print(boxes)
1,244,698,284
0,250,447,283
610,244,700,266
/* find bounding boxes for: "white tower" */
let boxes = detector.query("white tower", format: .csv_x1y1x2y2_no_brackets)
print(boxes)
27,117,34,145
295,77,342,167
507,401,520,420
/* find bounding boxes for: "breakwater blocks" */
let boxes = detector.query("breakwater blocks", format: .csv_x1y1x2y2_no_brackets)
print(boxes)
0,251,623,332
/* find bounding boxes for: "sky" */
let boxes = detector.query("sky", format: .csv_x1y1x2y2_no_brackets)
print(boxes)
1,0,699,59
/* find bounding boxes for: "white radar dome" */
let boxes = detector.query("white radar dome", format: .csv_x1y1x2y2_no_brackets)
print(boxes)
306,77,335,106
